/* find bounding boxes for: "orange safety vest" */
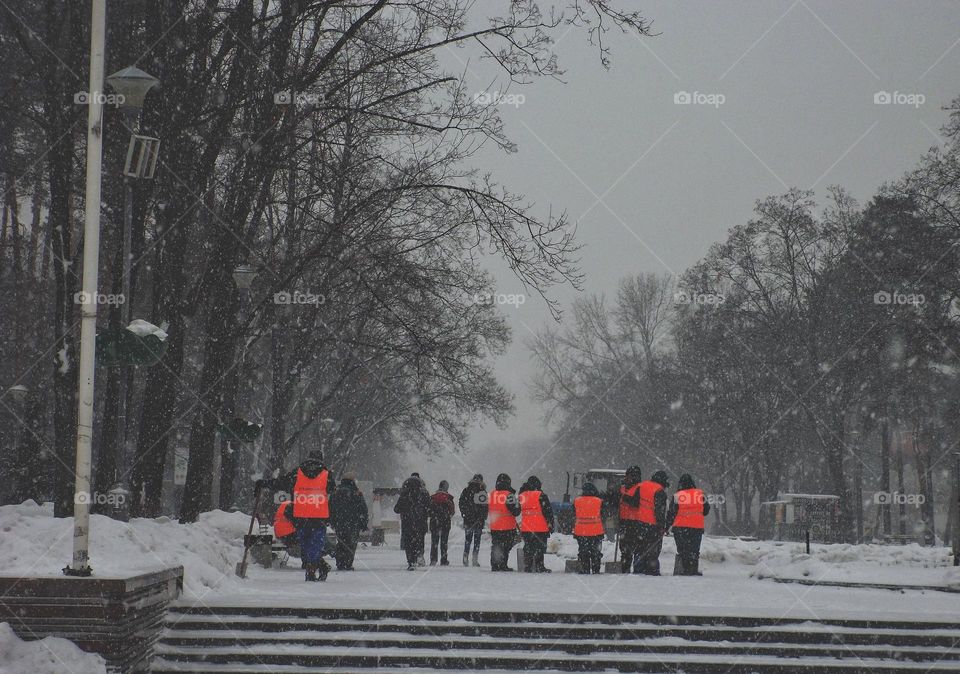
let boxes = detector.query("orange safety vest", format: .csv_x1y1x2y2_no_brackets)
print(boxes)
488,489,517,531
520,491,549,533
573,496,604,536
292,468,330,519
673,488,705,529
273,500,295,537
637,480,663,525
619,483,643,521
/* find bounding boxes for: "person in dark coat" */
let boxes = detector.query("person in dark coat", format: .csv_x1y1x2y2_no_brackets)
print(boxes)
636,470,670,576
518,476,554,573
429,480,456,565
458,474,487,566
329,473,369,571
668,473,710,576
617,465,643,574
394,475,431,570
489,473,521,571
257,450,335,582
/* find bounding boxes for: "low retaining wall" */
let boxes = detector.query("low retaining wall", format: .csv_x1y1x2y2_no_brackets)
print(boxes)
0,566,183,672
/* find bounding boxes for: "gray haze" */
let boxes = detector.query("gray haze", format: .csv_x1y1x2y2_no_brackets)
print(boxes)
411,0,960,491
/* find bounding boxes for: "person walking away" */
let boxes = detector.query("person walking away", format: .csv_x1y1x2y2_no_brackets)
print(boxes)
458,474,487,566
257,450,335,582
669,473,709,575
635,470,670,575
429,480,456,565
519,476,554,572
394,476,431,570
488,473,520,571
574,482,604,574
330,472,369,571
618,465,644,574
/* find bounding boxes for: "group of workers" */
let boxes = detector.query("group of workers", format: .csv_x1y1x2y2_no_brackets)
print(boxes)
258,450,709,582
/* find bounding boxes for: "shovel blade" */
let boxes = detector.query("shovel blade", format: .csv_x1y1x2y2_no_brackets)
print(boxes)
235,561,247,578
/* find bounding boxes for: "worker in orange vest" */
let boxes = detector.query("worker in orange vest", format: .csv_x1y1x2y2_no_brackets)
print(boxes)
635,470,670,576
668,473,710,575
257,449,335,582
574,482,605,574
617,465,643,574
273,499,297,546
488,473,521,571
518,476,555,573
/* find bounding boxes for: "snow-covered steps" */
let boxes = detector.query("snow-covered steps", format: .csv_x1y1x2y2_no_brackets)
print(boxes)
152,606,960,673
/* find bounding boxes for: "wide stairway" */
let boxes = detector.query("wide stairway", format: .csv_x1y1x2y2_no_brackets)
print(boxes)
152,605,960,673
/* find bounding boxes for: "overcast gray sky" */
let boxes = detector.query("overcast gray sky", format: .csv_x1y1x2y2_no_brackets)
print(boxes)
413,0,960,488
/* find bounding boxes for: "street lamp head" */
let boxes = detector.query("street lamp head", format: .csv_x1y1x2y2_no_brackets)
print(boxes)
232,264,259,290
106,66,159,110
7,384,29,404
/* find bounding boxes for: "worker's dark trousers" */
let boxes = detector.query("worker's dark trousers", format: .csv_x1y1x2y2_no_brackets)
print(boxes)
490,530,516,570
576,535,603,573
673,527,703,575
619,521,642,573
636,523,664,575
522,532,548,571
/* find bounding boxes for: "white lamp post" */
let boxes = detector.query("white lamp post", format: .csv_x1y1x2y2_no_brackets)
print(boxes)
65,0,106,577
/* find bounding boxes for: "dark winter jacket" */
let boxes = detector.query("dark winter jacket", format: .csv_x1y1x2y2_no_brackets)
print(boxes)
330,478,369,533
494,473,521,517
429,490,455,527
458,479,487,529
667,473,710,528
260,456,335,526
519,476,555,532
394,477,431,534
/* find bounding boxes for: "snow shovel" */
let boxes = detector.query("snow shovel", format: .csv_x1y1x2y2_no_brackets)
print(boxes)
236,486,266,578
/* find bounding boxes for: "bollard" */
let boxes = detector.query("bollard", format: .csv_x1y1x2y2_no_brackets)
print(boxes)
805,529,810,555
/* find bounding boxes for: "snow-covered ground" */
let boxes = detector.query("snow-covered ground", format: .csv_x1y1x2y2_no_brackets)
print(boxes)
0,623,106,674
1,501,957,623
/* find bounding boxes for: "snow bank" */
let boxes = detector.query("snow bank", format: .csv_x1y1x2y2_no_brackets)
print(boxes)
547,532,954,586
0,501,248,597
0,623,106,674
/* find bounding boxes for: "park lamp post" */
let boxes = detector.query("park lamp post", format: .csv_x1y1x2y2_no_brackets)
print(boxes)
104,66,159,494
66,0,106,577
211,264,260,509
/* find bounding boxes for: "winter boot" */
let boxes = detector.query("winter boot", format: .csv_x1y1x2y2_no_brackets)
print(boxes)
463,551,470,566
407,563,416,571
317,559,330,581
440,557,449,566
472,550,480,567
305,566,318,582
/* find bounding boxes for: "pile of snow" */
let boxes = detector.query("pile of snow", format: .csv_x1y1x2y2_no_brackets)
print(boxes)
0,623,106,674
0,501,248,597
